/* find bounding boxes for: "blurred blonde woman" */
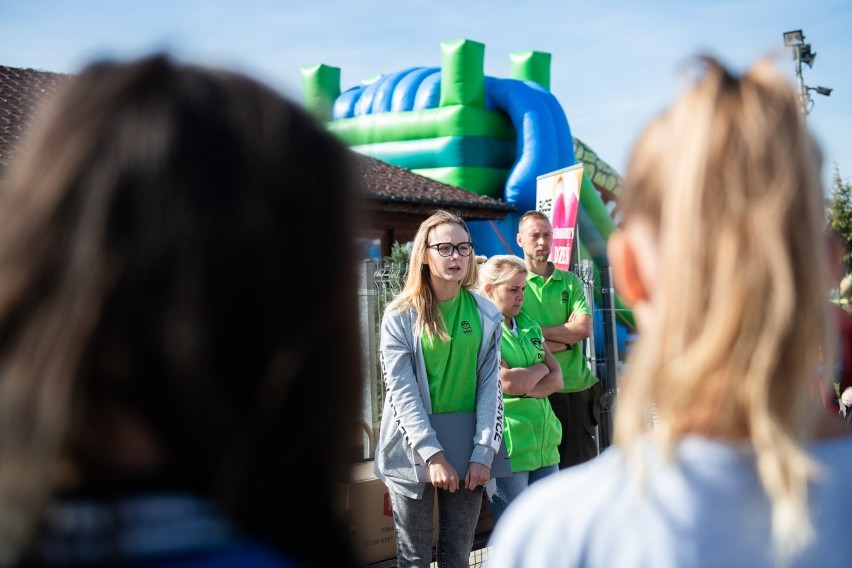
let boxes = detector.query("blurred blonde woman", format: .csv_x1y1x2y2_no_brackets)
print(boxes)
489,56,852,567
476,255,562,524
374,210,504,567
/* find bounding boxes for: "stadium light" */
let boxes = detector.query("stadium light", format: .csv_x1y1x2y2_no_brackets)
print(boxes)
809,86,833,97
783,29,833,116
783,30,804,46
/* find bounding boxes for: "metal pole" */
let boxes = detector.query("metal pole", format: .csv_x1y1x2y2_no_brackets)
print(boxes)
357,260,379,459
794,46,810,116
597,265,618,450
580,258,596,379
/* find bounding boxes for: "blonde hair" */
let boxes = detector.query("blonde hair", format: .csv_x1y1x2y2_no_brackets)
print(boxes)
477,255,527,295
614,56,831,557
389,210,478,340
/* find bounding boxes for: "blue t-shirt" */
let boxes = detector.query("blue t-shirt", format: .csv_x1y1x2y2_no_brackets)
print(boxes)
489,435,852,567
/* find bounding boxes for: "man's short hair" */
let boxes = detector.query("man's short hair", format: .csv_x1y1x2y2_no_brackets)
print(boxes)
518,210,550,229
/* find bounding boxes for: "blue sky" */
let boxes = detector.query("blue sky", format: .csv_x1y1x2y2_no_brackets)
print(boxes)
3,0,850,191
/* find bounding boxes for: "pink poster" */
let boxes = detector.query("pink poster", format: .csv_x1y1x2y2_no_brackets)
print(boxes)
535,164,583,271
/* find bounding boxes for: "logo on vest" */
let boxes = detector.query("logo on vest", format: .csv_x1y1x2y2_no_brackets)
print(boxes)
461,320,472,335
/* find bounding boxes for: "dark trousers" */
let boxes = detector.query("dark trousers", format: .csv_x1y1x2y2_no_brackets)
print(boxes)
389,486,484,568
548,381,604,469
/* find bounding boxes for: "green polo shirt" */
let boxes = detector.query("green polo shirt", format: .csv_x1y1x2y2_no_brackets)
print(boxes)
422,289,482,413
501,310,546,370
522,263,597,393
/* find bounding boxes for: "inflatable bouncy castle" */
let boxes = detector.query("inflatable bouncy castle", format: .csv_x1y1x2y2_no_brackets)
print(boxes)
302,39,635,348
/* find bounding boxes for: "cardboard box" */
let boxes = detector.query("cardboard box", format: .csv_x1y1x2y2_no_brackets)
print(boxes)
474,490,494,535
342,461,492,565
343,461,400,565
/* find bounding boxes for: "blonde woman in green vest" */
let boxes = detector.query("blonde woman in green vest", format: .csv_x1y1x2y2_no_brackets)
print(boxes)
477,255,563,525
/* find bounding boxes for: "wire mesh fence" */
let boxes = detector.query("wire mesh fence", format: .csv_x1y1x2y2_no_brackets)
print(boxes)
357,257,625,459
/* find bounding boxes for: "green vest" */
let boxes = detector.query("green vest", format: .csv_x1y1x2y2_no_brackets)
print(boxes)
501,311,562,471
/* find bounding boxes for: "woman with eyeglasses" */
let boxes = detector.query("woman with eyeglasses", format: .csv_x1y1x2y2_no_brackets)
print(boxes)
374,210,504,567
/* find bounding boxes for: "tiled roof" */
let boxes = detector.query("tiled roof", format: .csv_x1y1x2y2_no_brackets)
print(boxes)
0,64,513,220
354,153,513,219
0,65,69,169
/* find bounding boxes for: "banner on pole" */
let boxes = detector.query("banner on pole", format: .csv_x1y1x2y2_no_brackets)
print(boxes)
535,163,583,271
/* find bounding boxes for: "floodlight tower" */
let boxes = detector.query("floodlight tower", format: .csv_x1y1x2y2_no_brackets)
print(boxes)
783,29,833,116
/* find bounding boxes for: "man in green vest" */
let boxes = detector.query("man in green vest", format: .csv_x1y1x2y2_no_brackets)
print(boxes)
516,210,602,468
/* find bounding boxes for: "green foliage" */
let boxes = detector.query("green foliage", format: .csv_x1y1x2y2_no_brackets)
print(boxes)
384,241,413,266
826,165,852,271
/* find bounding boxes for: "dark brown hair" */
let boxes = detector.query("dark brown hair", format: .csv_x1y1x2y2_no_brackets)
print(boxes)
0,55,361,567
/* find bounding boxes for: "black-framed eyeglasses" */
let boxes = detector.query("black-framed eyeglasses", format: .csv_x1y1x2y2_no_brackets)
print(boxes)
427,242,474,257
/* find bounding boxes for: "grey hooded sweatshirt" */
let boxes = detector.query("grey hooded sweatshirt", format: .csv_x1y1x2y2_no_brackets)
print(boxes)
374,290,505,499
